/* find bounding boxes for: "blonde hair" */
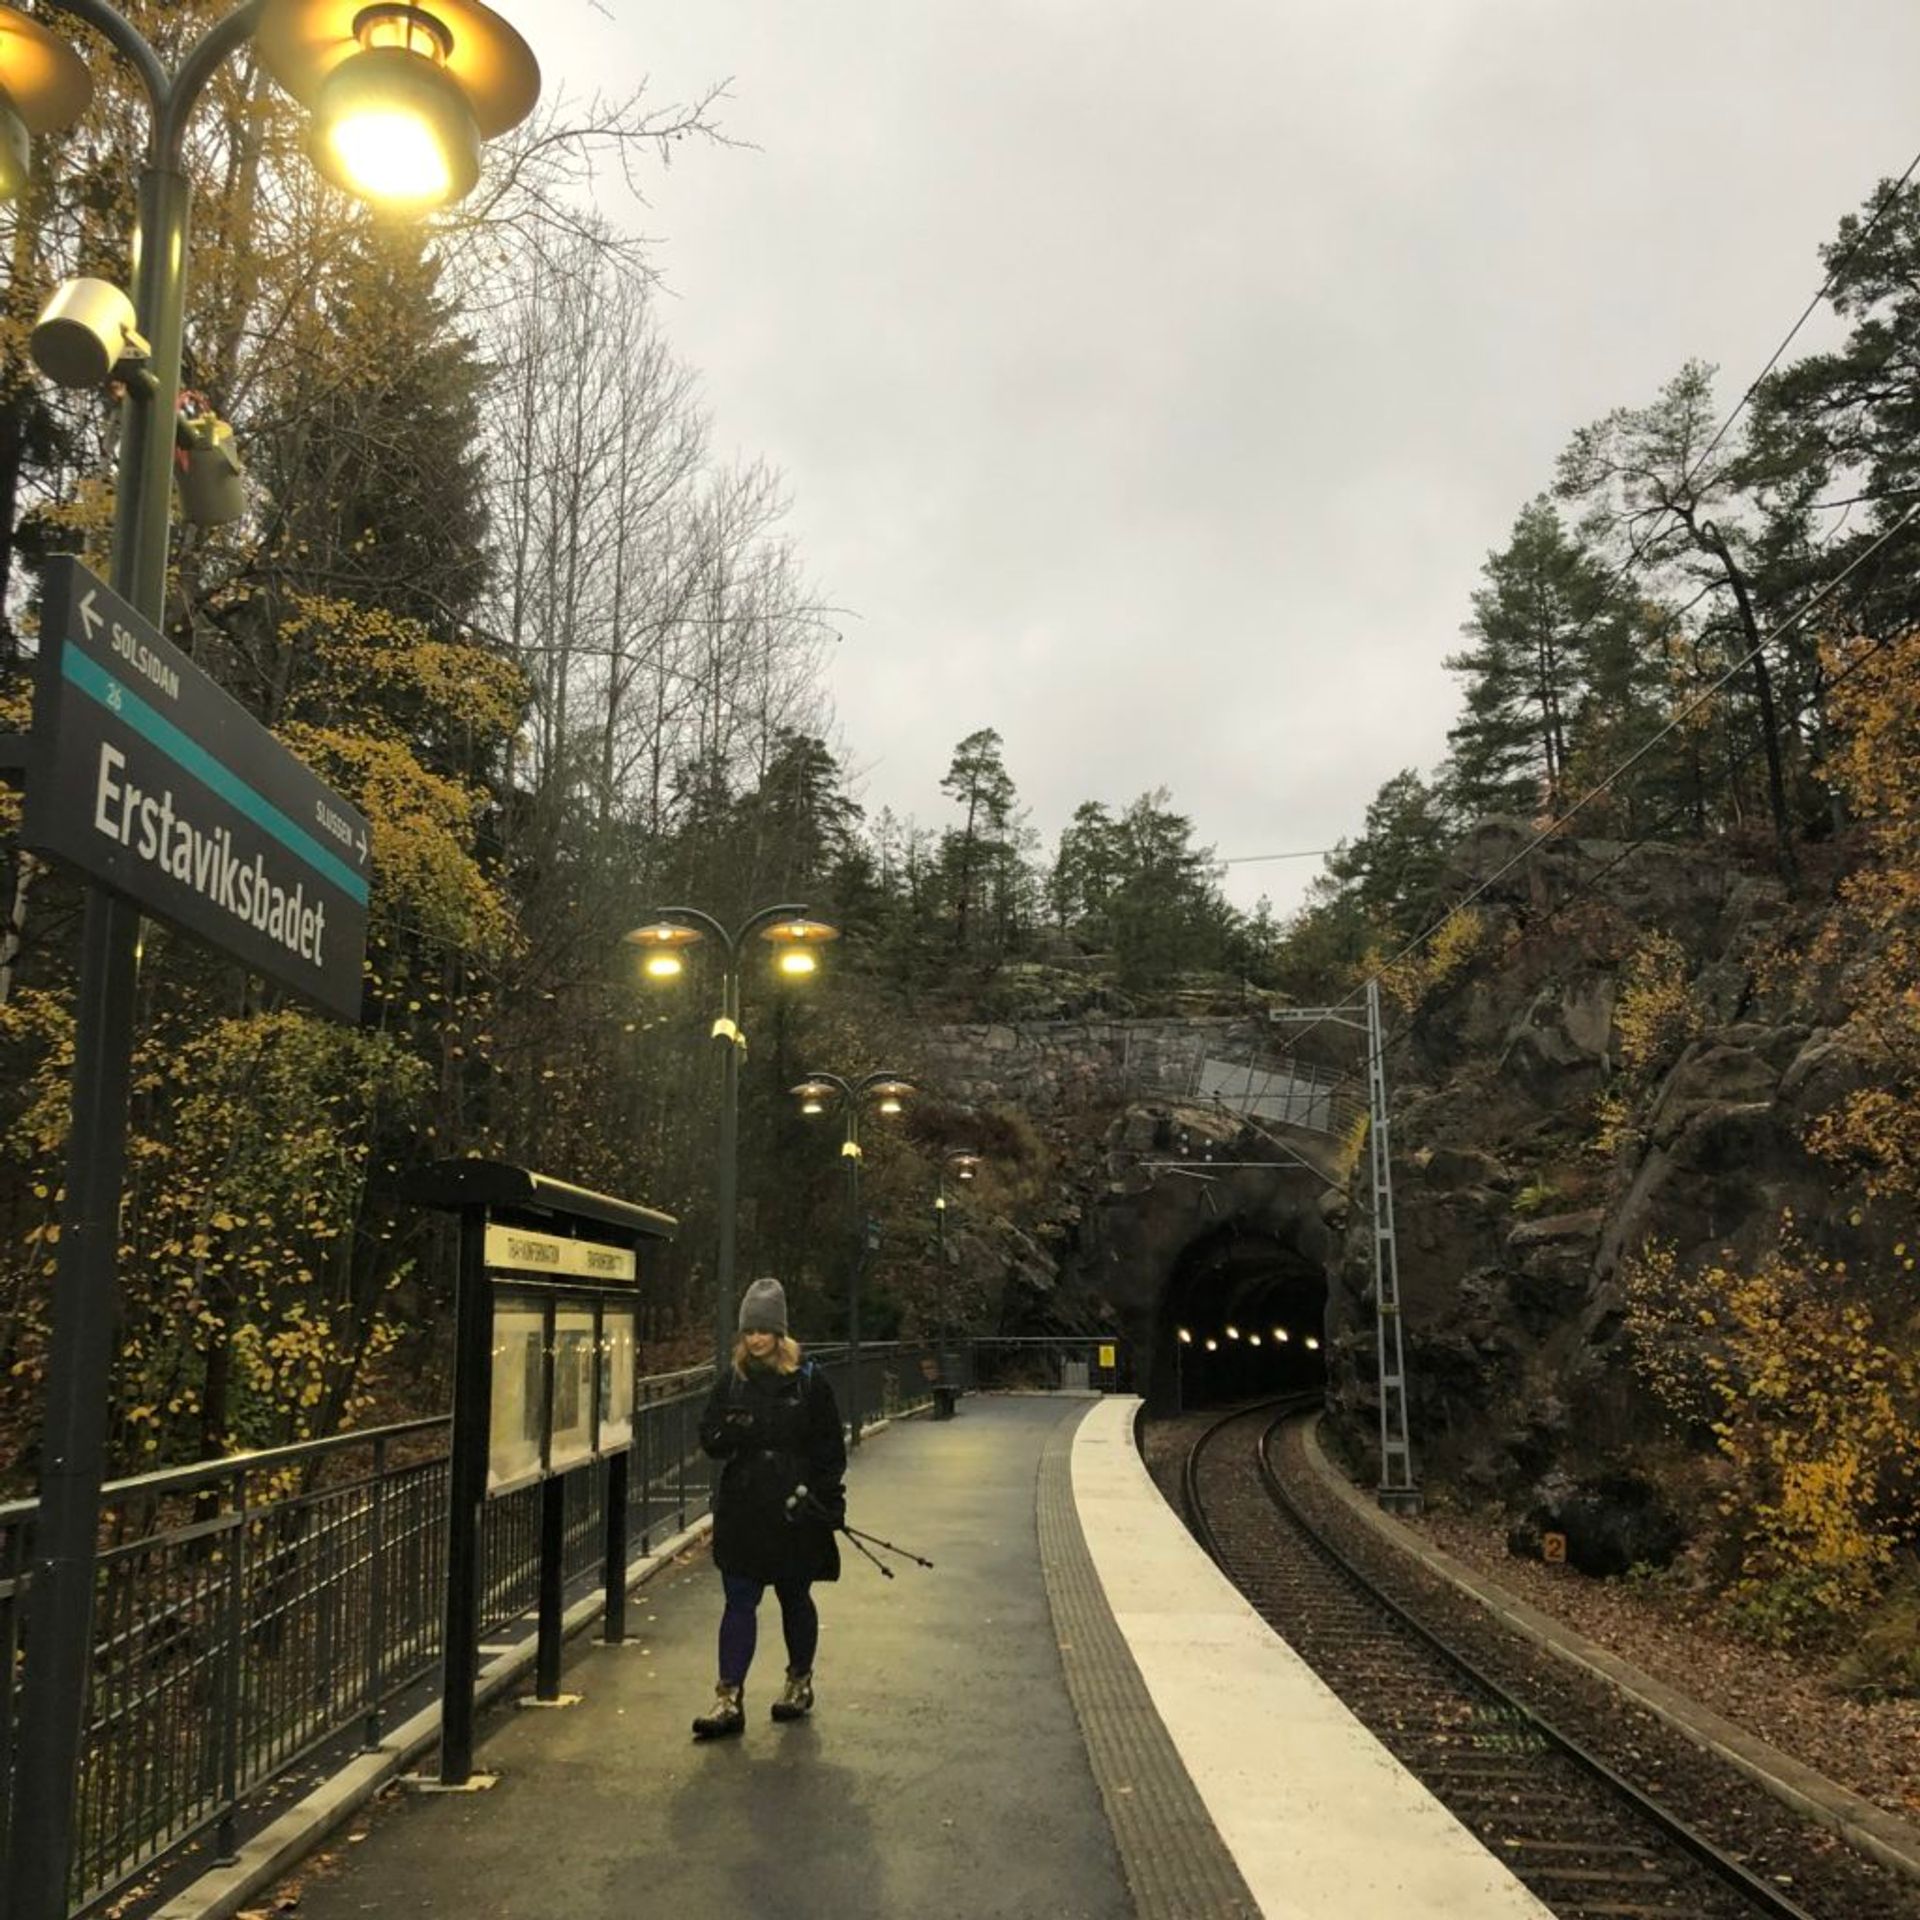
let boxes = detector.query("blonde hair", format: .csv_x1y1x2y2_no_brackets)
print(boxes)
732,1332,802,1377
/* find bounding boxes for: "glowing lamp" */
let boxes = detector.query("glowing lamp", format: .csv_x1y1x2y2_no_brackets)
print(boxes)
642,952,682,980
777,947,819,977
1176,1327,1192,1344
0,7,94,204
256,0,539,213
800,1099,825,1116
1249,1333,1262,1346
761,915,839,960
1203,1338,1218,1352
1304,1335,1321,1351
1273,1327,1288,1343
1225,1324,1239,1340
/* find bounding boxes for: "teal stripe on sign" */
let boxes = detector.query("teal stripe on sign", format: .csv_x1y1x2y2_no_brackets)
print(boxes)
62,646,371,906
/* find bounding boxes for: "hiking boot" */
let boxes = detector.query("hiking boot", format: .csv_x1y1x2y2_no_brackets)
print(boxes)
771,1670,813,1722
691,1683,744,1740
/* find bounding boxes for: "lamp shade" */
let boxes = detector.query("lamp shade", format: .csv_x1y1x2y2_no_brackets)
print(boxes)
0,6,94,134
255,0,539,138
760,916,839,949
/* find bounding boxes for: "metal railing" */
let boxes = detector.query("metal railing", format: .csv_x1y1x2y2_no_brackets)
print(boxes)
967,1337,1132,1395
0,1340,943,1916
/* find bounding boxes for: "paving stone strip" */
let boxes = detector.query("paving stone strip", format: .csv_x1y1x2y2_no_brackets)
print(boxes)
1036,1409,1261,1920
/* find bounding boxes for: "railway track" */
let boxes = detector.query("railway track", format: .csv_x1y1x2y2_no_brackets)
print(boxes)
1180,1398,1819,1920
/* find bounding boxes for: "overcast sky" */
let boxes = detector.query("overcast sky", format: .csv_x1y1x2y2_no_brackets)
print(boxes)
540,2,1920,920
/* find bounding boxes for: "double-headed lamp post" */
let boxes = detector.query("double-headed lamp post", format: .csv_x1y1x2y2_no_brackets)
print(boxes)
933,1149,981,1383
3,9,538,1918
790,1070,914,1446
626,907,839,1369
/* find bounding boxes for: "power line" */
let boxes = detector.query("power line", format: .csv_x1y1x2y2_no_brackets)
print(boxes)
1687,144,1920,485
1219,848,1336,866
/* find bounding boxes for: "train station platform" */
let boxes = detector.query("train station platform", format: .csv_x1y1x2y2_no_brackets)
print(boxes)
258,1397,1550,1920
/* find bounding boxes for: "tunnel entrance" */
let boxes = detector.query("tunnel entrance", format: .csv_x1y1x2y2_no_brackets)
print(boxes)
1152,1219,1328,1411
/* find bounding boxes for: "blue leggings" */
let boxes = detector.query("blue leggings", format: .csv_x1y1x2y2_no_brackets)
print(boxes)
718,1572,818,1685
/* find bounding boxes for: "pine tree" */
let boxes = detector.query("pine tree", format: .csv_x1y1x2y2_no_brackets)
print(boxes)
1442,499,1627,820
938,727,1018,953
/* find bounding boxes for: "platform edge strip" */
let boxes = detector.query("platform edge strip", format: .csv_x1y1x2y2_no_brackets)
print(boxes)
1037,1406,1261,1920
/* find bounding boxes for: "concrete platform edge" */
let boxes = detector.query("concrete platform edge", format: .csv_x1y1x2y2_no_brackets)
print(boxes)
1302,1417,1920,1888
150,1517,714,1920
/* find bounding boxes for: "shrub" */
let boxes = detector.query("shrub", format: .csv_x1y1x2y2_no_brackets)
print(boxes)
1623,1230,1920,1628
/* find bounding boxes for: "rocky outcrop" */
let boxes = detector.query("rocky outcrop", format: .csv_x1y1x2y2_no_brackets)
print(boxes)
1323,826,1871,1543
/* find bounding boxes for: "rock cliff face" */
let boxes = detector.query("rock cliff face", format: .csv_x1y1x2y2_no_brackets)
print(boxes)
1332,820,1866,1558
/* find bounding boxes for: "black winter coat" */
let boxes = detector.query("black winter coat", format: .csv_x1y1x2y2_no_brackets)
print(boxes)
698,1361,846,1584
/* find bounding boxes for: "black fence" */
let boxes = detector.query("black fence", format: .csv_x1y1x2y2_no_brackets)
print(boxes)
0,1339,959,1916
968,1337,1133,1395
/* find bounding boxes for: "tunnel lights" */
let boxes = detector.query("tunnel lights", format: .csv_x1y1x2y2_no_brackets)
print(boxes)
1224,1324,1239,1340
1304,1335,1321,1351
1248,1333,1262,1346
0,6,94,204
256,0,541,214
1273,1327,1289,1343
1176,1327,1192,1344
1203,1337,1218,1352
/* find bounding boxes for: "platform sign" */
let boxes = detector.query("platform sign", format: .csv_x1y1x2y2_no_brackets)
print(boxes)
1542,1531,1567,1566
484,1223,636,1284
23,558,370,1021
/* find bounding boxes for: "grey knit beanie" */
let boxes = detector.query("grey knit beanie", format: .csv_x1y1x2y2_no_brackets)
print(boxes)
738,1276,788,1336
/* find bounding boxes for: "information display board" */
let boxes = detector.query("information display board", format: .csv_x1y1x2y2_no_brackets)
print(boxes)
599,1306,636,1452
549,1306,598,1474
399,1159,677,1787
488,1301,547,1494
484,1283,642,1494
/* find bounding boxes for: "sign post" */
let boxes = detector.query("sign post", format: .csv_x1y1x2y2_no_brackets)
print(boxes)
10,558,372,1905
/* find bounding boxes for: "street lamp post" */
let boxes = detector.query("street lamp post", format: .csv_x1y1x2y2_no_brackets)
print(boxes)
626,907,837,1369
791,1071,913,1447
2,8,538,1916
933,1149,980,1385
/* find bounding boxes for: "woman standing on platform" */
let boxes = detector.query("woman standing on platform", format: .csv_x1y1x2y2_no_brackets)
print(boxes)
692,1277,847,1739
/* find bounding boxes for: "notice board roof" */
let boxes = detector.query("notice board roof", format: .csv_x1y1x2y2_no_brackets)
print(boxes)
399,1159,677,1245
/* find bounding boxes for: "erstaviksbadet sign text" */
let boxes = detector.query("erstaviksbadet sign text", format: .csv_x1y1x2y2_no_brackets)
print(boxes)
23,558,370,1022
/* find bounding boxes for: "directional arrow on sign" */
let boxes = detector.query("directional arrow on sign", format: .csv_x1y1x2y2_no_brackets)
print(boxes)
79,589,102,642
356,827,369,864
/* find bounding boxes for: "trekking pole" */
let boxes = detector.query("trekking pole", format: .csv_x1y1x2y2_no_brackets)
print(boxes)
840,1529,896,1578
841,1523,934,1569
